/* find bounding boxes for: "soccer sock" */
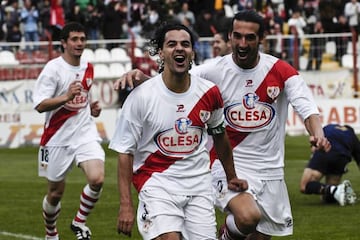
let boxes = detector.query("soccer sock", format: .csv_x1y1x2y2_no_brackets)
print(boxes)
222,214,247,240
42,196,61,238
304,181,325,194
73,184,102,225
324,185,337,203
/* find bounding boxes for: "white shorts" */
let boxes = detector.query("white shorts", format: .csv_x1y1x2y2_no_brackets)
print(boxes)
212,161,293,236
137,188,217,240
38,141,105,182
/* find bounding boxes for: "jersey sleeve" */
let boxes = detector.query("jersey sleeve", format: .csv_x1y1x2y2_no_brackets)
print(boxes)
206,85,225,133
109,89,144,154
285,75,319,120
33,64,58,109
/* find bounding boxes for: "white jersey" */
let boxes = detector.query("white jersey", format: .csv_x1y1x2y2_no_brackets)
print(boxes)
33,56,101,147
191,53,319,180
109,74,224,194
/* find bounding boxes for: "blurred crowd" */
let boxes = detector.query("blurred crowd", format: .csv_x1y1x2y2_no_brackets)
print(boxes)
0,0,357,65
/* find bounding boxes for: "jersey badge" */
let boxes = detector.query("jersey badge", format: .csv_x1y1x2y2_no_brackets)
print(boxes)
175,118,192,134
267,86,280,100
86,78,92,88
199,110,211,123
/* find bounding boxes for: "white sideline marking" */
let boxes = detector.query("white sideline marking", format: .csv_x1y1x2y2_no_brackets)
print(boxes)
0,231,42,240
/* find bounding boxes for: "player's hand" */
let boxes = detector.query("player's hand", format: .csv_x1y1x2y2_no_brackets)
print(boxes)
117,204,135,237
67,81,82,100
90,101,101,117
227,178,248,192
309,135,331,152
113,69,149,91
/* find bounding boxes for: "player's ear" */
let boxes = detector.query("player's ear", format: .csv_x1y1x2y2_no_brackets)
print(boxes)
191,50,195,62
158,49,164,60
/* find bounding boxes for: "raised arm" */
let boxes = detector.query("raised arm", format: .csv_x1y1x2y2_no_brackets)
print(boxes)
113,69,151,91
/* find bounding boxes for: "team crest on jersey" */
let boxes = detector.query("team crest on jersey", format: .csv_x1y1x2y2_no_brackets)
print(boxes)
199,110,211,123
267,86,280,100
243,93,259,109
86,78,92,88
224,92,275,131
155,117,203,155
175,117,192,134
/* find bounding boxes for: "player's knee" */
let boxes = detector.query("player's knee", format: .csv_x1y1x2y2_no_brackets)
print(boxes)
89,179,103,192
234,209,261,232
47,190,64,204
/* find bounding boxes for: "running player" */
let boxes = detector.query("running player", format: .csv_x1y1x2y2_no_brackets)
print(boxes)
109,22,248,240
300,124,359,206
33,22,105,240
114,10,331,240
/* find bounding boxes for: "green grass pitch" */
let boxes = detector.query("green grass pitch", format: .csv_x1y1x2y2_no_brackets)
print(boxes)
0,135,359,240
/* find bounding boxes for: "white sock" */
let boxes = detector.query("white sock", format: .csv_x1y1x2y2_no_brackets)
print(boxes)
226,214,247,237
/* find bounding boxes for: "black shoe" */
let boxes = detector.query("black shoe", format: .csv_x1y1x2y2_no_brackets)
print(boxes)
70,222,91,240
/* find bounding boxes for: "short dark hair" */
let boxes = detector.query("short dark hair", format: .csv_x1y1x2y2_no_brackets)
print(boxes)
149,21,195,56
231,10,265,39
60,22,86,52
216,31,229,43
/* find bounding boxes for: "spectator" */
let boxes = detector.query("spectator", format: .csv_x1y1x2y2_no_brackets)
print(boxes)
84,3,102,49
287,8,307,65
6,22,22,52
76,0,96,11
38,0,52,40
333,15,351,66
306,20,325,71
195,9,217,62
300,124,359,206
102,1,126,50
176,2,196,25
267,22,285,59
0,2,7,42
344,0,360,41
66,4,85,26
20,0,40,52
141,2,161,39
4,0,20,43
50,0,65,42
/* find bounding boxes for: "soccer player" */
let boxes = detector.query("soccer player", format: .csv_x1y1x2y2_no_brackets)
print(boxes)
212,31,232,57
33,22,105,240
114,10,331,240
300,124,359,206
109,22,248,240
